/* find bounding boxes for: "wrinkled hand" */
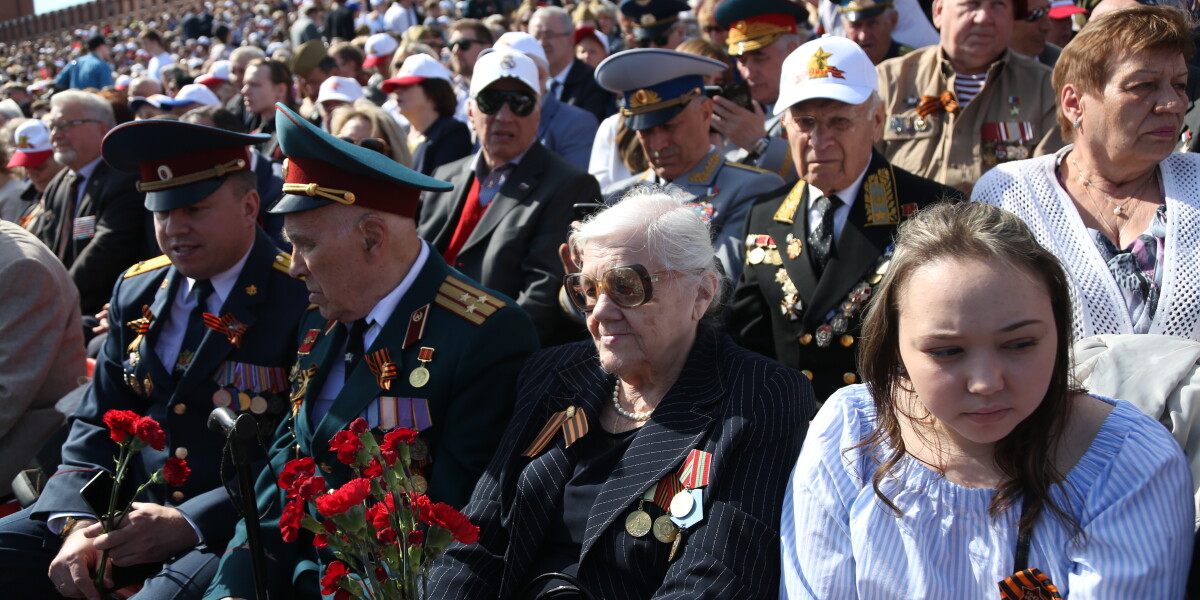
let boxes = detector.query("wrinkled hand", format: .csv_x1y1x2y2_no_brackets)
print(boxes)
48,519,105,600
87,503,200,567
92,302,110,335
710,96,767,152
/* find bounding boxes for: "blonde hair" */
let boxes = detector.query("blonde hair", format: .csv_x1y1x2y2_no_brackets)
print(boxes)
328,99,414,167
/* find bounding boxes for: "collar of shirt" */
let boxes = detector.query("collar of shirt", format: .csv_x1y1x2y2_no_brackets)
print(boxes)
71,156,102,185
184,241,255,313
358,239,431,349
471,146,530,186
807,158,870,243
551,62,571,89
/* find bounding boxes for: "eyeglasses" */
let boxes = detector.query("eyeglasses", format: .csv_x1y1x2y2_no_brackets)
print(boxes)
450,39,482,52
1023,7,1049,21
564,264,702,312
635,35,672,48
48,118,101,131
703,26,727,35
474,89,537,117
533,31,571,42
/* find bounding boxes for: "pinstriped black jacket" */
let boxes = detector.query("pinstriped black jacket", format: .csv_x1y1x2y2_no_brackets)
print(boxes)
426,326,816,599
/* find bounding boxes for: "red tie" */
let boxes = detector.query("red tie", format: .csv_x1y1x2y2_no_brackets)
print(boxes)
442,177,485,265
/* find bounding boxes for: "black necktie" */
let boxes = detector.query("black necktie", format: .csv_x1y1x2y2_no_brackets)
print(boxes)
809,194,842,276
344,319,368,382
55,172,83,257
176,279,214,372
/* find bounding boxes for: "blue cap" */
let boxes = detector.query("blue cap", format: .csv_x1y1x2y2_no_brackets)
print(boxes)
619,0,690,38
595,49,728,131
102,120,269,212
270,103,453,217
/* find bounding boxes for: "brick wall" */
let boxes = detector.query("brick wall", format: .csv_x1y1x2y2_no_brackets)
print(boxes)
0,0,187,43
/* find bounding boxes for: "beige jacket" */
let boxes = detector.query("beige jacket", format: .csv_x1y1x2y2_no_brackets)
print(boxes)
876,46,1065,193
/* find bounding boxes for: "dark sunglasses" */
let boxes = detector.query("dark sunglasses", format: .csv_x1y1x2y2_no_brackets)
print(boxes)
450,39,482,52
703,26,727,35
474,89,537,117
635,34,672,48
564,264,702,312
1023,7,1049,21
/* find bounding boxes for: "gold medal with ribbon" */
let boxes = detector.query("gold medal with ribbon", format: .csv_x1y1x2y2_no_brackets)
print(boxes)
409,347,434,388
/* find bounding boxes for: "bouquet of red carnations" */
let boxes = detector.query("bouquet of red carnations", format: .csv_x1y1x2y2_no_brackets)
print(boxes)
94,410,191,591
277,418,478,600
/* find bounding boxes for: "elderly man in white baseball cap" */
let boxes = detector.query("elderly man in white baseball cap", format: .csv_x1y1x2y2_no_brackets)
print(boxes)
730,35,964,400
416,49,603,346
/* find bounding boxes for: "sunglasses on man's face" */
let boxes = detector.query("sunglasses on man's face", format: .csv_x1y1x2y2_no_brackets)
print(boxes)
1023,7,1049,21
635,34,672,48
564,264,703,312
450,38,482,52
474,89,537,117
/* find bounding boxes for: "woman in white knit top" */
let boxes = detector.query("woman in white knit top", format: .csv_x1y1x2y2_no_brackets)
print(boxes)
972,5,1200,342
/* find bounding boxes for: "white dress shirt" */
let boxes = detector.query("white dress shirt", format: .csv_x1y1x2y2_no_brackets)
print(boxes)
806,160,869,245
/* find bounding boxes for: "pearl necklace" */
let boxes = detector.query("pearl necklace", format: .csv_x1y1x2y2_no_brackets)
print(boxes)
1068,156,1156,217
612,382,653,421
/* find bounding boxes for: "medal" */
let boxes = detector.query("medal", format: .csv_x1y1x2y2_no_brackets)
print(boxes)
142,376,154,396
212,389,232,408
128,351,140,367
410,437,429,461
747,246,765,265
668,530,683,561
625,500,652,538
245,284,257,296
238,391,252,411
669,490,694,518
786,234,802,259
652,515,678,543
250,395,268,414
411,474,428,494
409,347,434,388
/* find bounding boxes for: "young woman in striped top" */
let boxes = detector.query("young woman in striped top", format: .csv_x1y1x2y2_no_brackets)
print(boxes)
780,202,1193,598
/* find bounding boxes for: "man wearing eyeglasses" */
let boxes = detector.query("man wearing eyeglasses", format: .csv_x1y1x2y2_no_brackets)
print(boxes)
597,49,784,286
530,6,617,123
26,91,150,341
417,50,602,347
876,0,1064,193
1010,0,1061,66
447,19,495,124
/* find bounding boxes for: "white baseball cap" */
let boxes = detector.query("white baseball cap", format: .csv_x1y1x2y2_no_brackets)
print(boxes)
775,35,878,115
381,54,453,93
196,59,230,87
160,83,222,107
470,49,539,98
317,76,365,105
493,32,548,74
8,119,52,168
364,33,399,69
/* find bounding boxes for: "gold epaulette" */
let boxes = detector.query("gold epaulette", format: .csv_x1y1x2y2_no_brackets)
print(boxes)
306,303,320,311
123,255,171,278
725,161,772,175
435,276,507,325
773,180,808,224
273,252,292,275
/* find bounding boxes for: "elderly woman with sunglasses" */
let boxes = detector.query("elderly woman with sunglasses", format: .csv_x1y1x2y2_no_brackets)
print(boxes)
426,190,815,599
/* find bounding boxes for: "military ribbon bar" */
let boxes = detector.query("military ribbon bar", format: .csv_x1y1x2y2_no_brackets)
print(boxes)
651,477,685,512
678,449,711,490
521,406,589,457
203,312,248,347
366,348,398,391
998,568,1061,600
362,397,432,430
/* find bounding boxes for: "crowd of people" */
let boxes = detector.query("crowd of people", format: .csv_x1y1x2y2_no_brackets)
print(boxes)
0,0,1196,597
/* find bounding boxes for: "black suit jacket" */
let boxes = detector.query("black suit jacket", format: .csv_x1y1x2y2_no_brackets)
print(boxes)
729,152,961,399
322,5,356,41
417,143,601,346
426,327,815,599
559,59,616,124
413,115,473,176
31,161,149,315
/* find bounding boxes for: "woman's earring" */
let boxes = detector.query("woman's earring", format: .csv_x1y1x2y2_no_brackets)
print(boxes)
896,364,908,377
1073,118,1082,130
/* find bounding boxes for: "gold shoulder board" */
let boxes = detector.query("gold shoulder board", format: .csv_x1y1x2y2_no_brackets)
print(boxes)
123,255,171,278
435,276,507,326
725,161,772,175
273,252,292,275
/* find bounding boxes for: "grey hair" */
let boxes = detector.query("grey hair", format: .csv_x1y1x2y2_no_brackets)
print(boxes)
50,90,115,127
571,187,725,314
230,45,266,62
532,6,574,32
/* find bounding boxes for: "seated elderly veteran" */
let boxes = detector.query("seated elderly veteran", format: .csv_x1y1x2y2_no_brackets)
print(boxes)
974,5,1200,342
730,36,961,400
597,49,785,285
416,49,602,347
876,0,1064,193
0,120,310,600
203,103,539,600
425,191,816,600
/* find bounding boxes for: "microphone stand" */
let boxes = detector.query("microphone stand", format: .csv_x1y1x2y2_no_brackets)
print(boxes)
208,407,269,600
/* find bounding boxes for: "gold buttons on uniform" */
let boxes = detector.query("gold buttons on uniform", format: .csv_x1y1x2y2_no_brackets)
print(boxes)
843,373,857,384
801,370,813,380
171,491,185,502
840,335,854,347
320,462,333,473
173,403,187,415
174,447,188,459
798,334,813,345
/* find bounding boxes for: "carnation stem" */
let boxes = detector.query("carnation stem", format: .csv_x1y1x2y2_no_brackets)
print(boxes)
94,442,132,592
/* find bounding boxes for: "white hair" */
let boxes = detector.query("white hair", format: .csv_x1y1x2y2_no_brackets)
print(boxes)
531,6,573,31
50,90,115,127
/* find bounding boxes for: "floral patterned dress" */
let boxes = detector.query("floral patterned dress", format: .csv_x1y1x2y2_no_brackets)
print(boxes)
1087,204,1167,334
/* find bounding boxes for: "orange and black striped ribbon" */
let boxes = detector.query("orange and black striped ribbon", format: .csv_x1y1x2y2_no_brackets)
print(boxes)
521,406,589,457
917,91,959,118
203,312,248,347
125,305,154,352
998,568,1061,600
365,348,398,390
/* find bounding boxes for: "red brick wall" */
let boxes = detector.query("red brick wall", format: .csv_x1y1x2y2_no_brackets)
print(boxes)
0,0,184,43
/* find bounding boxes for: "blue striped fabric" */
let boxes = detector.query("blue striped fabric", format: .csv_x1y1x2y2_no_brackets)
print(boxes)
780,384,1195,599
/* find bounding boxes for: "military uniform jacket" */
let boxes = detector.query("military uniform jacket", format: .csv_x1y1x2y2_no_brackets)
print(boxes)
604,147,784,284
204,253,539,600
32,229,309,551
876,46,1064,194
729,152,961,400
425,327,814,599
725,108,796,184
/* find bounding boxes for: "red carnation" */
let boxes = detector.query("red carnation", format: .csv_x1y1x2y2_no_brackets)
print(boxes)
376,526,397,544
280,499,304,543
313,533,329,548
349,418,369,434
296,475,326,502
367,499,390,530
383,428,418,448
323,519,338,534
408,530,424,546
361,458,382,478
375,566,388,582
329,430,363,465
133,416,166,450
103,410,139,443
279,457,316,491
315,478,372,516
162,457,190,487
320,560,349,596
422,502,479,545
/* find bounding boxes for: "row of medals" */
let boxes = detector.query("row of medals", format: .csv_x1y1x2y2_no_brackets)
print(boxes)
624,489,697,557
124,351,154,397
